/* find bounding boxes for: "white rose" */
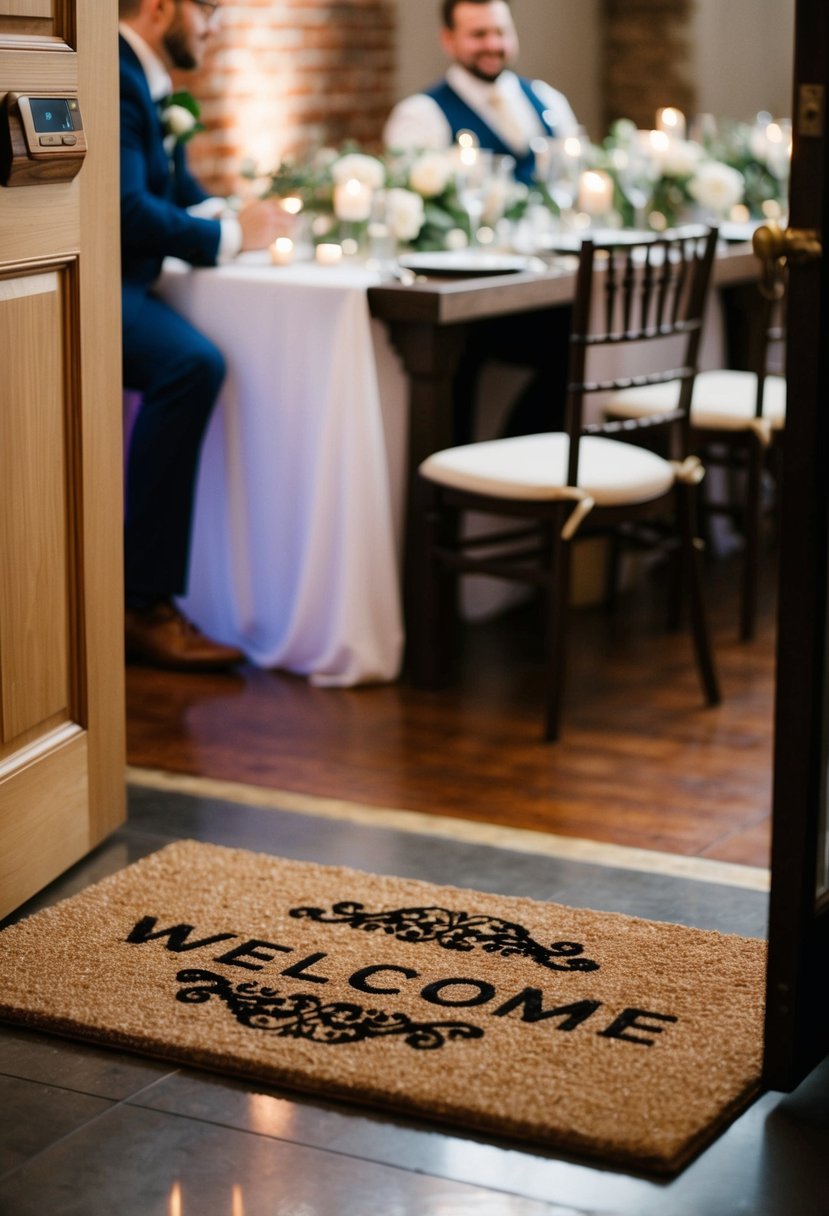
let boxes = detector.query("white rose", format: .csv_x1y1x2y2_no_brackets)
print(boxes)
408,152,452,198
749,127,770,161
384,187,425,241
688,162,744,213
164,104,196,138
612,118,638,144
331,153,386,189
660,139,703,178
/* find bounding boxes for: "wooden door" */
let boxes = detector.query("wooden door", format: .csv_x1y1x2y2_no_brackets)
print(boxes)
764,0,829,1087
0,0,125,918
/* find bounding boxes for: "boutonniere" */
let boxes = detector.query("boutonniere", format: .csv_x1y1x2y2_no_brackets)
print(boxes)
161,90,204,153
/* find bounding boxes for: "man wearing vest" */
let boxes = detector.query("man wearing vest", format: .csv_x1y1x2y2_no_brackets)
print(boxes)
384,0,579,442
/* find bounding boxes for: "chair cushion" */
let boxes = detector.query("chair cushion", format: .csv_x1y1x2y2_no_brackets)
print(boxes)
607,370,786,432
419,433,675,506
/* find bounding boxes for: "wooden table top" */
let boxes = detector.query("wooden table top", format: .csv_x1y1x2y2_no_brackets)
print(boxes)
367,242,759,326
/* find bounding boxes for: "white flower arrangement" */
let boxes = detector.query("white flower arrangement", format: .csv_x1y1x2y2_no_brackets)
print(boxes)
255,112,789,252
687,161,745,214
330,152,386,190
384,187,426,242
408,151,453,199
657,138,704,179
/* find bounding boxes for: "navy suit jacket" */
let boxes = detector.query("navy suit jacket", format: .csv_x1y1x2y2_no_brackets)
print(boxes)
119,35,221,324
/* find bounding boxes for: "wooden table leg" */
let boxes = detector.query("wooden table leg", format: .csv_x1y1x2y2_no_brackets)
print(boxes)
385,320,470,664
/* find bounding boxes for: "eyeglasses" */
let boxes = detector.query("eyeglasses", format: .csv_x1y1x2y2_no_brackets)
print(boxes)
186,0,221,18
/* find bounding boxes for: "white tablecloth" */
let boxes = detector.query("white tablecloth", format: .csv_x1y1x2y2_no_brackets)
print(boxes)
158,256,407,686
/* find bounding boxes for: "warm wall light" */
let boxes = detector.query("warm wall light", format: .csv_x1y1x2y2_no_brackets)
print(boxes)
168,1181,182,1216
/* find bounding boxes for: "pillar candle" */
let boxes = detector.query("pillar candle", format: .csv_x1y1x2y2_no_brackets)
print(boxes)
270,237,295,265
315,242,343,265
577,170,614,217
655,107,686,140
333,178,373,223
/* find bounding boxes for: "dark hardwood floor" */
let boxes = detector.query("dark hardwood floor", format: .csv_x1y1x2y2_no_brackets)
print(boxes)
126,542,777,869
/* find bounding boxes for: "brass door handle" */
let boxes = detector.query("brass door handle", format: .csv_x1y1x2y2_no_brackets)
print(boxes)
753,221,821,264
752,221,821,297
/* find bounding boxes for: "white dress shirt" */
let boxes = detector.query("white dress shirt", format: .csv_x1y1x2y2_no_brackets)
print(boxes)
383,64,579,156
118,21,241,260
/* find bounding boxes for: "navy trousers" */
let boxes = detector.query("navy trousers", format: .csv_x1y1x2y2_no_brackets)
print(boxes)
122,287,225,607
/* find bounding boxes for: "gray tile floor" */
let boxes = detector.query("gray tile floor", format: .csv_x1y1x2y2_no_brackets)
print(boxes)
0,784,826,1216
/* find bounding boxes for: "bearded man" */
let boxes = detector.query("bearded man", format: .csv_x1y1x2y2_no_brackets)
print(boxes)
384,0,578,186
384,0,579,442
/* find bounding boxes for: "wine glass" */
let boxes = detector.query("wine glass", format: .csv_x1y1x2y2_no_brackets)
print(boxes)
544,136,584,227
614,145,659,230
454,146,493,245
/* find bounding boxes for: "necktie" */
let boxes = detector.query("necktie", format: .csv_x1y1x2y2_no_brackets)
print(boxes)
488,90,529,154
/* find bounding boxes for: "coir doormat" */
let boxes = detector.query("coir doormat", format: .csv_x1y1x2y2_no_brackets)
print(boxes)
0,840,766,1173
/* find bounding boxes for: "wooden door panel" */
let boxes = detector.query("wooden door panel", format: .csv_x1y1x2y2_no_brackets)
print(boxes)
0,271,69,745
0,2,54,17
0,10,64,45
0,731,88,913
0,0,124,918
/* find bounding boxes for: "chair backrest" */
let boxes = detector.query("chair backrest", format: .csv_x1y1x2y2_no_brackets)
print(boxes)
753,267,787,419
565,226,718,483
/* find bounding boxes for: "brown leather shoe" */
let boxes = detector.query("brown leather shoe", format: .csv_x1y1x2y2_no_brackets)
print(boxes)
125,602,245,671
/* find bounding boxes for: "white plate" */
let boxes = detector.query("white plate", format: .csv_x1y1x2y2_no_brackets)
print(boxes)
396,251,532,276
719,220,762,243
542,228,657,253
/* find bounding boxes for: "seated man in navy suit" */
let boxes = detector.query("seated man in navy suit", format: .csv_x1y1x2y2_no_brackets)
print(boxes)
119,0,287,670
384,0,579,443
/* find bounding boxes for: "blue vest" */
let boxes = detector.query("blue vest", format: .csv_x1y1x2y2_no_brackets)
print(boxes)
425,76,556,186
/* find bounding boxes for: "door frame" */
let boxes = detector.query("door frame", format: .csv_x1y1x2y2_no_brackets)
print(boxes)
764,0,829,1088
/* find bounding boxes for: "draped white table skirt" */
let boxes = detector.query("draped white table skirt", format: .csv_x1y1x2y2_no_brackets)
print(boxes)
158,256,407,687
154,252,728,685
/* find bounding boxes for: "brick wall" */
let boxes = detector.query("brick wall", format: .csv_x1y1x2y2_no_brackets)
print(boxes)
600,0,695,131
178,0,397,196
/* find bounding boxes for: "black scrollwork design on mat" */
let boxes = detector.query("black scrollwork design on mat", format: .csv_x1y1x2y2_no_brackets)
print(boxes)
289,903,599,972
175,970,483,1050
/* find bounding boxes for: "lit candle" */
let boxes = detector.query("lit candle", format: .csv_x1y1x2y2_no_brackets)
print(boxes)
270,237,294,265
655,107,686,140
648,129,671,155
577,169,614,217
278,195,304,216
333,177,373,223
764,121,792,178
315,242,342,265
168,1181,182,1216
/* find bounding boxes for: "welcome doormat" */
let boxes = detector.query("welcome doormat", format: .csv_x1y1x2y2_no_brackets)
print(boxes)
0,840,766,1173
